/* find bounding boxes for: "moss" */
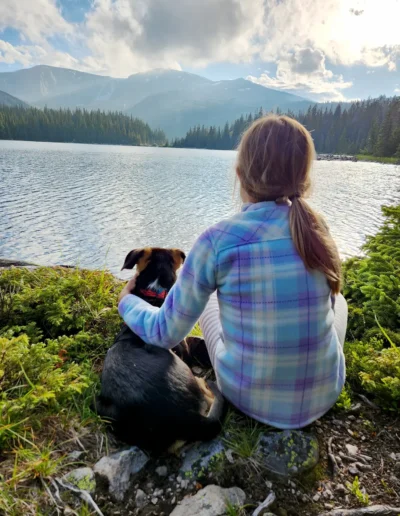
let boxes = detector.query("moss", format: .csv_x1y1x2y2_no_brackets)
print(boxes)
65,472,96,493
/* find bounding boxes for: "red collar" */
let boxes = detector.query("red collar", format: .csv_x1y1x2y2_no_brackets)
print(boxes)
139,288,168,300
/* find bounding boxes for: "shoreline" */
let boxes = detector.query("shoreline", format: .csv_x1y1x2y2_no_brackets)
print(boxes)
1,139,399,164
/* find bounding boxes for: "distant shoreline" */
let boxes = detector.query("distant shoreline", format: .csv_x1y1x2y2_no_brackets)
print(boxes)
1,139,399,165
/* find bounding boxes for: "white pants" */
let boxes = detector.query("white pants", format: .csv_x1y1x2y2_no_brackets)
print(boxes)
199,293,348,369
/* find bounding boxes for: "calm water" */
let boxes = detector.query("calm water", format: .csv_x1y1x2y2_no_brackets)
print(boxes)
1,140,399,275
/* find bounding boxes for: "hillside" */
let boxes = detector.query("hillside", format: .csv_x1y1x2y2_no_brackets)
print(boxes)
0,65,312,138
0,90,28,108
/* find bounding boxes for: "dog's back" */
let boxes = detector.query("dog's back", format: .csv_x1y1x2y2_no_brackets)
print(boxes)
96,323,224,452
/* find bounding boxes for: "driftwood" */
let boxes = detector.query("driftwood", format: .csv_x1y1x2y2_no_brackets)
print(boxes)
252,491,276,516
328,437,339,477
318,505,400,516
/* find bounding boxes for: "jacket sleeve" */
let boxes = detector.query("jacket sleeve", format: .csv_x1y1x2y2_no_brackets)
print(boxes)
118,230,217,348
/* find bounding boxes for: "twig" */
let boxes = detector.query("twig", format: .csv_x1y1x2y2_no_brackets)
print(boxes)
328,437,339,477
50,478,64,506
358,394,380,410
252,491,276,516
41,478,62,514
55,478,104,516
338,453,369,465
318,505,400,515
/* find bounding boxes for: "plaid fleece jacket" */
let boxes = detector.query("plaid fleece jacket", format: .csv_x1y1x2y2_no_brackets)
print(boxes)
118,201,346,428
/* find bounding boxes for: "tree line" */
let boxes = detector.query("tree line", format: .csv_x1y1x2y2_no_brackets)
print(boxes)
0,105,166,146
172,96,400,158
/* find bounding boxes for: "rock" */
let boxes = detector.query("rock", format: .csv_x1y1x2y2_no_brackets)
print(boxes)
192,366,203,375
155,466,168,477
265,480,273,489
313,493,321,502
135,489,148,509
349,466,359,476
93,447,149,501
151,497,158,505
63,467,96,493
390,453,400,461
345,444,359,456
324,503,334,510
258,430,319,477
170,485,245,516
335,483,346,494
171,496,176,505
394,463,400,475
67,450,86,461
347,429,354,437
179,438,225,479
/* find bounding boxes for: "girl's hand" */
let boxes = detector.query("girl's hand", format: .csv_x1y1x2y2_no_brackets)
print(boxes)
118,275,138,303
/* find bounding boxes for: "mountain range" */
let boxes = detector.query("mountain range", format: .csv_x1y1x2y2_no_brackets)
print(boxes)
0,89,29,108
0,65,313,138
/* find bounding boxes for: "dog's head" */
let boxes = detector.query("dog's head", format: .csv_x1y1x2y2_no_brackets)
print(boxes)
121,247,186,305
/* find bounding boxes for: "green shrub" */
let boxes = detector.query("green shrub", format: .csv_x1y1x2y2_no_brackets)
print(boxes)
343,204,400,409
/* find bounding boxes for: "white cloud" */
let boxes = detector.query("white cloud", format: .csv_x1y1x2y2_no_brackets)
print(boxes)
0,0,72,43
260,0,400,71
82,0,265,76
395,88,400,94
247,48,353,101
0,0,400,100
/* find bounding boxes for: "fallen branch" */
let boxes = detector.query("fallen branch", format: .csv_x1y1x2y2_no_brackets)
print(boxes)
252,491,276,516
55,478,104,516
328,437,339,477
318,505,400,516
358,394,380,410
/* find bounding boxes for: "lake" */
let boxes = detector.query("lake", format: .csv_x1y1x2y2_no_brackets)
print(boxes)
1,140,399,276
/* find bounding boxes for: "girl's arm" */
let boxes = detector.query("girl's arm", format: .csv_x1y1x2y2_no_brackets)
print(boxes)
118,231,216,349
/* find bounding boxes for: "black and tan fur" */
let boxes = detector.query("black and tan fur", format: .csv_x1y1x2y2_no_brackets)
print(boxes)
94,247,225,453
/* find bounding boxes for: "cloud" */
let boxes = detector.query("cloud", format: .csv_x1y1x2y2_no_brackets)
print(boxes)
260,0,400,70
247,48,353,101
0,0,399,102
83,0,265,76
0,0,72,43
395,88,400,94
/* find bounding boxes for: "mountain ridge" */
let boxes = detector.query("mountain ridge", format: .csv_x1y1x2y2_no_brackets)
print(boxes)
0,65,313,137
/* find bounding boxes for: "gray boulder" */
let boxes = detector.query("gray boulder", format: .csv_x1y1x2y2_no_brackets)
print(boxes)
93,447,149,501
258,430,319,477
170,485,246,516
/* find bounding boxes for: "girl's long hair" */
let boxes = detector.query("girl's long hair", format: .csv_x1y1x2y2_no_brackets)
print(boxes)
236,114,341,294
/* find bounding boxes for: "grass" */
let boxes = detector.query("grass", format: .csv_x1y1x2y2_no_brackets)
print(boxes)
356,154,399,164
346,476,370,506
0,265,123,514
222,409,267,462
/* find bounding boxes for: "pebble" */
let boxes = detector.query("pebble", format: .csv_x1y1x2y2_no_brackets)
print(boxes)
349,466,359,476
332,419,342,426
313,493,321,502
335,484,346,494
192,366,203,375
151,498,158,505
171,497,176,504
324,489,333,499
180,479,190,489
315,420,322,426
265,480,273,489
324,503,334,510
348,415,356,421
135,490,148,510
155,466,168,477
153,489,164,497
345,444,359,456
394,463,400,475
347,429,355,437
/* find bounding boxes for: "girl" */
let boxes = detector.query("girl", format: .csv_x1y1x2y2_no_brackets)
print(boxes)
118,115,348,429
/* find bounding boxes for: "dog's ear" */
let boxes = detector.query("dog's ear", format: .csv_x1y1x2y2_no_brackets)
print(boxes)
171,249,186,269
121,249,144,270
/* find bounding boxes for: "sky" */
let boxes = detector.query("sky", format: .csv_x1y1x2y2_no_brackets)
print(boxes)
0,0,400,102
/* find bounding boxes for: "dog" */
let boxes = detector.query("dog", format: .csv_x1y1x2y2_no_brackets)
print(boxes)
94,247,225,453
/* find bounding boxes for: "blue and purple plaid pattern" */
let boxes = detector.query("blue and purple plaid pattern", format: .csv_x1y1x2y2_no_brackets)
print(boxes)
119,201,345,428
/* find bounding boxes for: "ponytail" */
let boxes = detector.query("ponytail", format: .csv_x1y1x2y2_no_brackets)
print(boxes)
237,115,342,294
290,197,341,294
